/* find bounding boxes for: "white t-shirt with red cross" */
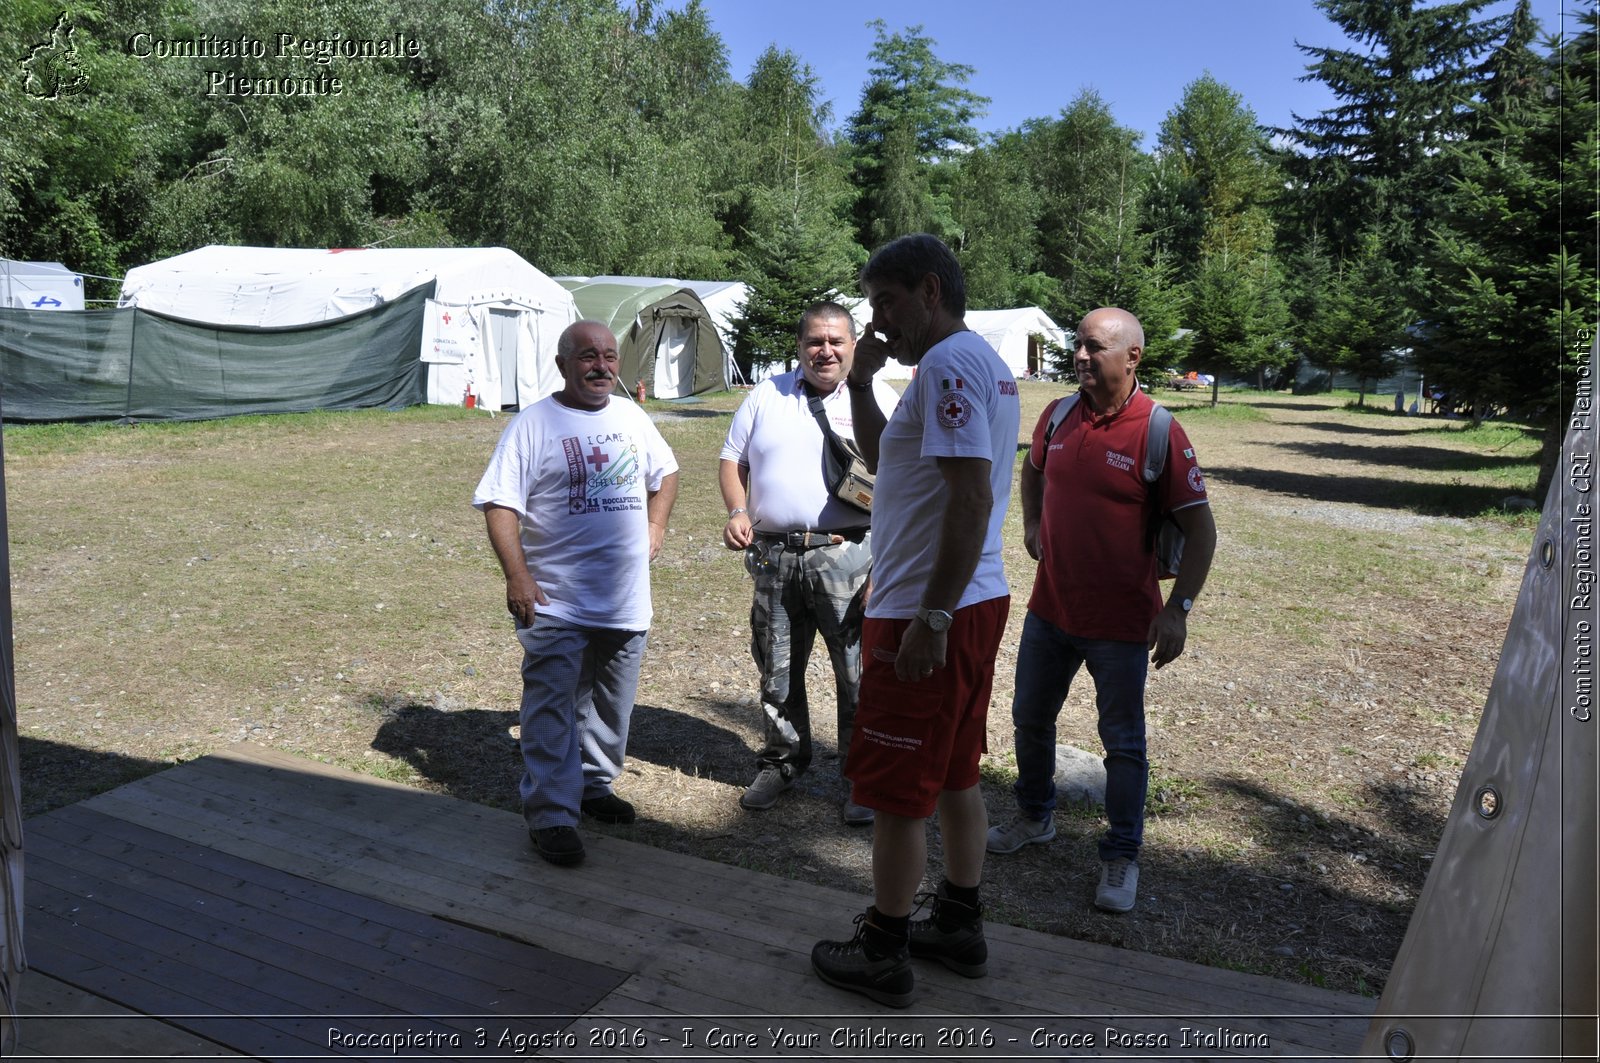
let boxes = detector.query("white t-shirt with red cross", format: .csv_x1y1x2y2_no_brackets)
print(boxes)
865,330,1021,618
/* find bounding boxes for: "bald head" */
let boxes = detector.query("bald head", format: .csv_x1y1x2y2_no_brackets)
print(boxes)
1078,307,1145,352
1073,307,1145,410
557,319,616,365
553,319,620,410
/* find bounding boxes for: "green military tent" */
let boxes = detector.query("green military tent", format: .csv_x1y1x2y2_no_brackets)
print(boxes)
557,280,727,399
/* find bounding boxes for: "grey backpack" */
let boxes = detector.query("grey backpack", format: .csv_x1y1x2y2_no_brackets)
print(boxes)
1043,393,1185,578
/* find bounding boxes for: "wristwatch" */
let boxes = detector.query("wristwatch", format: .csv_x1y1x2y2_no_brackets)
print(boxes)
916,607,954,632
1176,597,1194,614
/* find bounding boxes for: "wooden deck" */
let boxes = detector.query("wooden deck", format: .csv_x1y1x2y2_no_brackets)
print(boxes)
13,744,1374,1060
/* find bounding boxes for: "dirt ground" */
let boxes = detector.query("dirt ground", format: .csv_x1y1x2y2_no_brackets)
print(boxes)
7,388,1536,998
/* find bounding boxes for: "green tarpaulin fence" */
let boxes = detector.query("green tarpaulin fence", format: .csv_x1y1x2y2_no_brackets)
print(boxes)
0,283,432,423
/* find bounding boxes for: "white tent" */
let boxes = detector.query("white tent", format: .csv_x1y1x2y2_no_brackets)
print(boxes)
823,302,1066,381
966,307,1067,378
1,260,84,311
119,246,577,410
556,275,746,388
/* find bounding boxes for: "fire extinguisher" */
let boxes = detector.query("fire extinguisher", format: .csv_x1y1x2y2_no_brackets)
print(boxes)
464,382,476,409
635,380,646,403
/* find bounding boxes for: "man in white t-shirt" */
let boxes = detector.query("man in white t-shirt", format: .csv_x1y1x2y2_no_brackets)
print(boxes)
719,302,900,824
810,234,1020,1007
473,320,679,867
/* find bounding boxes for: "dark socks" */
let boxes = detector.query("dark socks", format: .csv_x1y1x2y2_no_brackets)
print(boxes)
864,907,910,956
943,880,980,909
937,881,982,929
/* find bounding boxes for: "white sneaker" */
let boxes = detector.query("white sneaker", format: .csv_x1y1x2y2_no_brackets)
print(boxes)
985,814,1056,854
740,766,791,810
1095,858,1139,912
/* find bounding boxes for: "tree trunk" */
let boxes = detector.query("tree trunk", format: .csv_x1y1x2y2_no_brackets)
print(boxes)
1211,378,1220,408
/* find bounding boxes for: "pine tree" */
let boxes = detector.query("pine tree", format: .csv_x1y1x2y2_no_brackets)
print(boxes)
1186,248,1291,403
1322,225,1417,406
1281,232,1340,388
847,21,988,249
947,131,1057,313
732,210,860,378
1018,92,1152,331
1152,75,1288,395
1129,248,1192,379
1275,0,1513,260
1419,1,1598,497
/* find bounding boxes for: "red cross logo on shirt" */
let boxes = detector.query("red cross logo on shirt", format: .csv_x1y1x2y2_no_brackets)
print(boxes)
586,446,610,472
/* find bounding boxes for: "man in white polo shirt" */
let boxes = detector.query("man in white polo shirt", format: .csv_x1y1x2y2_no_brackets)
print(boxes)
719,301,900,823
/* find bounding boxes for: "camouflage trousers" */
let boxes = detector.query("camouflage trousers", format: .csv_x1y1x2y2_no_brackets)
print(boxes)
744,532,872,778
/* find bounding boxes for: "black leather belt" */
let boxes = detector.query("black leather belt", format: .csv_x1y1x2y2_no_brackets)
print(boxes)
755,528,868,550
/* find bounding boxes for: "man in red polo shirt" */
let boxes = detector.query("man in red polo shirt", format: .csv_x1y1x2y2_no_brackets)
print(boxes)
987,306,1217,913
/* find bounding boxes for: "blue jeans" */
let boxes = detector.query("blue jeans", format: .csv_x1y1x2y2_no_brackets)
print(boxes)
1010,610,1149,862
515,615,647,831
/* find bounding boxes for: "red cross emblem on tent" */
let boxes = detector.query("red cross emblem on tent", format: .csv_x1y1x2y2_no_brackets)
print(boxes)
586,446,610,472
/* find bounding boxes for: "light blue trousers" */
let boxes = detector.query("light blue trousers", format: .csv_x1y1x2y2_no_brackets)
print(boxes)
516,615,647,831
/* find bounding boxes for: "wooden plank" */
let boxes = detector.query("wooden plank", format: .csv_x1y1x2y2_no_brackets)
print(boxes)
24,812,627,1060
86,754,1369,1055
23,917,344,1061
28,806,619,1005
147,753,1372,1038
26,885,589,1061
27,855,533,1038
184,747,1372,1013
77,791,878,1023
14,970,241,1060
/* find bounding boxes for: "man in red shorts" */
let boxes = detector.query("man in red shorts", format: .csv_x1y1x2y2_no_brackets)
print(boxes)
809,234,1021,1007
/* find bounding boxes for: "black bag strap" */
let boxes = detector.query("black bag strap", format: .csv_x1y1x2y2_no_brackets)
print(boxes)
805,385,865,464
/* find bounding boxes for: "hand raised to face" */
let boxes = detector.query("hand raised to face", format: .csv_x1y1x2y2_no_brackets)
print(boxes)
849,324,893,385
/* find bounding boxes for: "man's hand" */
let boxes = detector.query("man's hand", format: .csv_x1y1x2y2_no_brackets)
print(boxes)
506,569,548,628
723,511,754,550
849,326,893,384
896,619,947,683
1147,604,1188,669
1023,519,1041,561
648,520,667,560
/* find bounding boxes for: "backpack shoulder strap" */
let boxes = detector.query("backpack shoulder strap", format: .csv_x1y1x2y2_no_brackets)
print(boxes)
1142,402,1172,484
1043,392,1080,447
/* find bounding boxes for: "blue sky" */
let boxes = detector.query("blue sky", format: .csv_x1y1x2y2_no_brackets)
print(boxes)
687,0,1576,147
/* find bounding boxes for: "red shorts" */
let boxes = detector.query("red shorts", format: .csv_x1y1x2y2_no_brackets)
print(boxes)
845,596,1010,819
